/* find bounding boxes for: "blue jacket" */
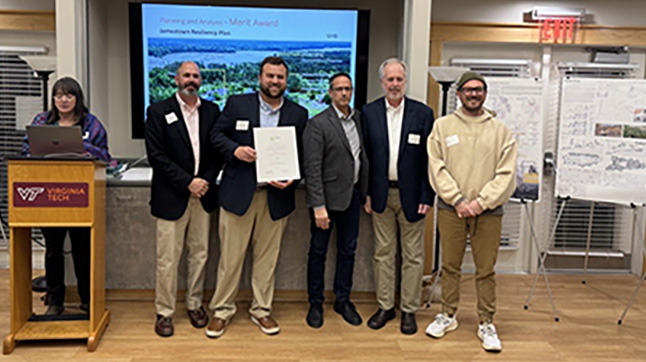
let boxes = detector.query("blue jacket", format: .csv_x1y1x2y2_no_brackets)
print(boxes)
361,97,435,222
210,93,308,220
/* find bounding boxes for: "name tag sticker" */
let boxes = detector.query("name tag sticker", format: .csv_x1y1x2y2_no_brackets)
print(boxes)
445,135,460,147
236,120,250,131
165,112,178,124
408,133,421,145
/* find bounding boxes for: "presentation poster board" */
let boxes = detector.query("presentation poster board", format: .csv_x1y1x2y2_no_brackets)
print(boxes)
457,77,545,202
556,78,646,205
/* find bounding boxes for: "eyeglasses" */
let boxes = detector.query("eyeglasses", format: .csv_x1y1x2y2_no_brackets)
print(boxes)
331,86,353,93
460,87,486,95
54,93,76,101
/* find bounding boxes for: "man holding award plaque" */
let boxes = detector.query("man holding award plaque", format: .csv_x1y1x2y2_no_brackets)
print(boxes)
206,56,308,338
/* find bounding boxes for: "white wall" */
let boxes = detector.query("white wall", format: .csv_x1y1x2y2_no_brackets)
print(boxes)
88,0,405,158
0,30,55,54
87,0,108,134
55,0,87,89
432,0,646,27
402,0,432,102
0,0,56,53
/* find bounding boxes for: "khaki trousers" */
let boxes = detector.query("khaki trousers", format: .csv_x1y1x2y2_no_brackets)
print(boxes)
209,190,288,321
372,188,425,313
155,197,210,317
438,209,501,323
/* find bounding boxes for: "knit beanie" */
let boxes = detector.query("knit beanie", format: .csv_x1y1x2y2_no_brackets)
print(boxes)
456,71,487,90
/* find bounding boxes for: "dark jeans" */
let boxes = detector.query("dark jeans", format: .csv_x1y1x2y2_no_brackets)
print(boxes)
307,185,360,304
41,227,91,306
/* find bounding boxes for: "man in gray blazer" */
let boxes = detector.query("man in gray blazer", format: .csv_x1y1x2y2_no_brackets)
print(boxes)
303,72,368,328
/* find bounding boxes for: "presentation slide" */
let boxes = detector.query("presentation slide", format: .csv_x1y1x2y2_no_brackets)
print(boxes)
141,4,359,116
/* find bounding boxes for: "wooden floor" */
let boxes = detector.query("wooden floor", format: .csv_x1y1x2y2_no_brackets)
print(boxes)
2,270,645,361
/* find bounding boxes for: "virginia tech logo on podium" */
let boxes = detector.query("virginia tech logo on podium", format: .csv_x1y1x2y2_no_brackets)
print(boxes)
14,182,89,207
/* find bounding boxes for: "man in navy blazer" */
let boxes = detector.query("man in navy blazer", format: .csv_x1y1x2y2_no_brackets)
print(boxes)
206,56,308,338
362,58,435,335
145,61,223,337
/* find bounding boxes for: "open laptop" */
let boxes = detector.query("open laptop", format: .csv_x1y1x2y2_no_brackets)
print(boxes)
26,125,86,157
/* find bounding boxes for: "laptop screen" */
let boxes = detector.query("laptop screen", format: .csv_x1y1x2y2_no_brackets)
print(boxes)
26,125,84,157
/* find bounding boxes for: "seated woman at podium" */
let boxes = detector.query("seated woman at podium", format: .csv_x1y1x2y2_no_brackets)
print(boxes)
21,76,112,315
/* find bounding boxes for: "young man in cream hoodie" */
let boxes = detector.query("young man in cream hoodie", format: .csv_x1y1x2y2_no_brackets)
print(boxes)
425,72,517,353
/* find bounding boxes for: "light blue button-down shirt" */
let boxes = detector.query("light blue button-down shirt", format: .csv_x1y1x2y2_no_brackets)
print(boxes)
258,93,284,128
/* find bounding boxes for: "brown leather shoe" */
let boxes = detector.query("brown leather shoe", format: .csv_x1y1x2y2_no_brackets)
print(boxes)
250,315,280,335
155,315,174,337
187,306,209,328
205,317,227,338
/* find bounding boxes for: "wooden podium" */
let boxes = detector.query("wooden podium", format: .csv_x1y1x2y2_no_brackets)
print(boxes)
3,158,110,354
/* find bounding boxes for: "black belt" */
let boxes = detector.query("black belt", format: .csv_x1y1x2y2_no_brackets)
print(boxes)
388,180,398,188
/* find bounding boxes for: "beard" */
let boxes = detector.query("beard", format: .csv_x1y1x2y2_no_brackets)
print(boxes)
260,83,285,99
462,96,484,113
179,82,199,97
386,90,403,102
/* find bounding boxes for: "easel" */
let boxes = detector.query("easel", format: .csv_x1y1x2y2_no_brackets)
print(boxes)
581,201,596,284
617,203,646,325
571,197,646,324
527,194,646,324
423,195,441,308
523,196,562,322
580,201,644,284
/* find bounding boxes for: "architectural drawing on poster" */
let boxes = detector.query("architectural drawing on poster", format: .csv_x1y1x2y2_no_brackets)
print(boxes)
457,77,545,202
556,78,646,205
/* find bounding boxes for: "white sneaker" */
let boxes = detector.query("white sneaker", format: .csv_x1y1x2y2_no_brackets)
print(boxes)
425,313,458,338
477,322,502,352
